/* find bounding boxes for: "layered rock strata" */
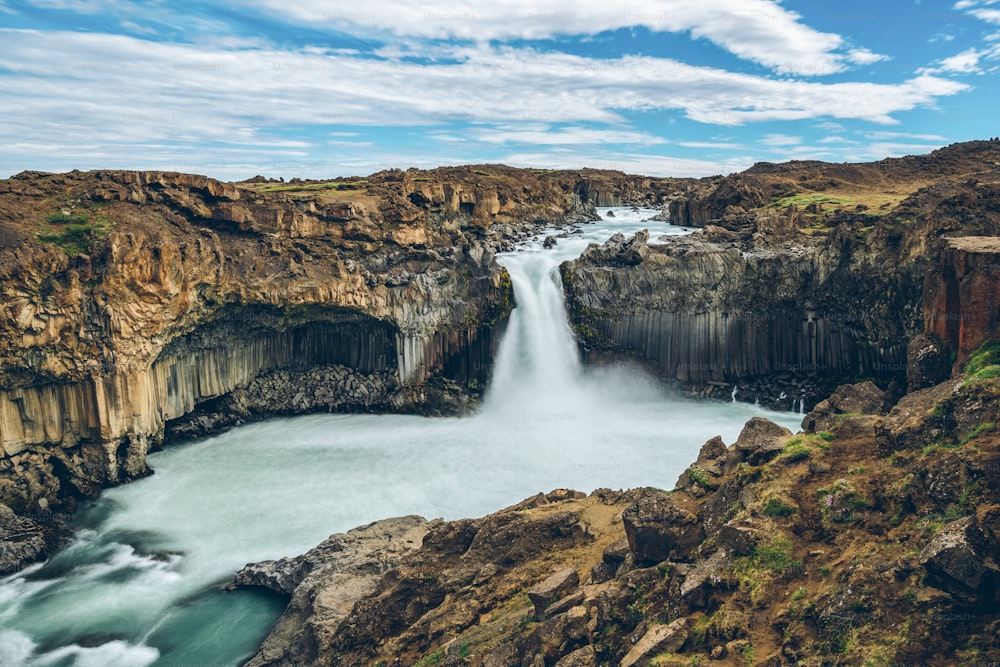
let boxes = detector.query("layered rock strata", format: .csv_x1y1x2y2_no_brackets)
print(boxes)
562,141,1000,407
0,165,664,568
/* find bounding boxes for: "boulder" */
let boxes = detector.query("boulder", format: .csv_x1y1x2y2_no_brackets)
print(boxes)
680,549,731,607
234,556,309,595
528,568,580,618
0,504,52,576
919,516,999,599
698,435,727,461
880,380,960,451
620,618,689,667
733,417,792,465
907,332,952,391
602,536,631,565
802,381,885,433
555,645,597,667
622,491,704,563
717,522,759,556
543,235,558,249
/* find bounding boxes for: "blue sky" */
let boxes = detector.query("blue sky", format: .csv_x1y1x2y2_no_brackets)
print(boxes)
0,0,997,179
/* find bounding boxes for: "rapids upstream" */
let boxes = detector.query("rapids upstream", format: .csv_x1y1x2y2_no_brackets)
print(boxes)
0,208,803,666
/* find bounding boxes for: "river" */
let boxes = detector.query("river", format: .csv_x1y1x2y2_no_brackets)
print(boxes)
0,208,803,666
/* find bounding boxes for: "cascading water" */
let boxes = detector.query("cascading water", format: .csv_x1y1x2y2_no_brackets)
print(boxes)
0,208,804,667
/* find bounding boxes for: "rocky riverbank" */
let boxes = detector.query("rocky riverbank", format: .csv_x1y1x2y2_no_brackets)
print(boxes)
236,345,1000,665
561,140,1000,409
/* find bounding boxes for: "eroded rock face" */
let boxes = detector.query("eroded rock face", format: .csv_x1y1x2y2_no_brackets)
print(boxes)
622,489,703,564
560,229,917,407
241,515,432,667
0,503,60,575
919,516,1000,600
3,166,661,517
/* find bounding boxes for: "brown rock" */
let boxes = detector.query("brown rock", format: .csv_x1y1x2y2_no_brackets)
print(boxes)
919,516,1000,599
528,568,580,618
620,618,689,667
802,381,885,433
555,644,596,667
907,332,952,390
881,379,961,451
623,490,704,564
733,417,792,465
717,522,759,556
698,435,727,461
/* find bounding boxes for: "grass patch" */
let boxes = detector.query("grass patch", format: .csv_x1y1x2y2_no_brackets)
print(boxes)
752,536,803,574
961,422,996,445
416,649,444,666
257,179,368,193
778,433,831,463
763,496,799,518
963,340,1000,387
37,211,111,254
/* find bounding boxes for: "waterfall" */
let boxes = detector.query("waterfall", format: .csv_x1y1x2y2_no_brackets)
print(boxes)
482,250,581,417
0,208,807,667
731,386,738,403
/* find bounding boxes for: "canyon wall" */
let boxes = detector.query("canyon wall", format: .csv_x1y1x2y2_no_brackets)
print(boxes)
564,141,1000,407
0,165,631,517
561,227,918,407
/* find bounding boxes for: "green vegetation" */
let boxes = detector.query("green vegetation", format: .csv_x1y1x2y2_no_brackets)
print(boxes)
752,537,802,574
763,496,799,518
963,341,1000,386
257,179,367,193
960,422,996,445
777,432,831,463
688,464,714,489
37,211,111,254
416,649,444,665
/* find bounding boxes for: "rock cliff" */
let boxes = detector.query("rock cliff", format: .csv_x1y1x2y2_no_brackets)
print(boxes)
0,165,670,570
562,141,1000,407
238,347,1000,665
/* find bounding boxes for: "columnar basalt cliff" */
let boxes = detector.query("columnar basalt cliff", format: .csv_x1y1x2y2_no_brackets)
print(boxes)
562,141,1000,407
0,165,670,562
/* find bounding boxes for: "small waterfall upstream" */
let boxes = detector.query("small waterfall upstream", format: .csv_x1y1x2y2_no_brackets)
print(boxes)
0,209,803,667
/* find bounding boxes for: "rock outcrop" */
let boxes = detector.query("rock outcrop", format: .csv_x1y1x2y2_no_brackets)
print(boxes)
562,141,1000,407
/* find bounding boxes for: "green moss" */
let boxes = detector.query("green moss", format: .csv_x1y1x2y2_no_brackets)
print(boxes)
763,497,799,518
751,537,803,575
416,649,444,665
37,212,111,254
961,422,996,445
688,464,714,489
258,179,368,193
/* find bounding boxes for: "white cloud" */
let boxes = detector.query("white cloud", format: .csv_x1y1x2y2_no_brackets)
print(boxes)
244,0,883,76
677,141,746,149
0,29,968,177
970,7,1000,22
461,127,667,146
864,131,948,141
846,48,889,65
760,134,802,147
